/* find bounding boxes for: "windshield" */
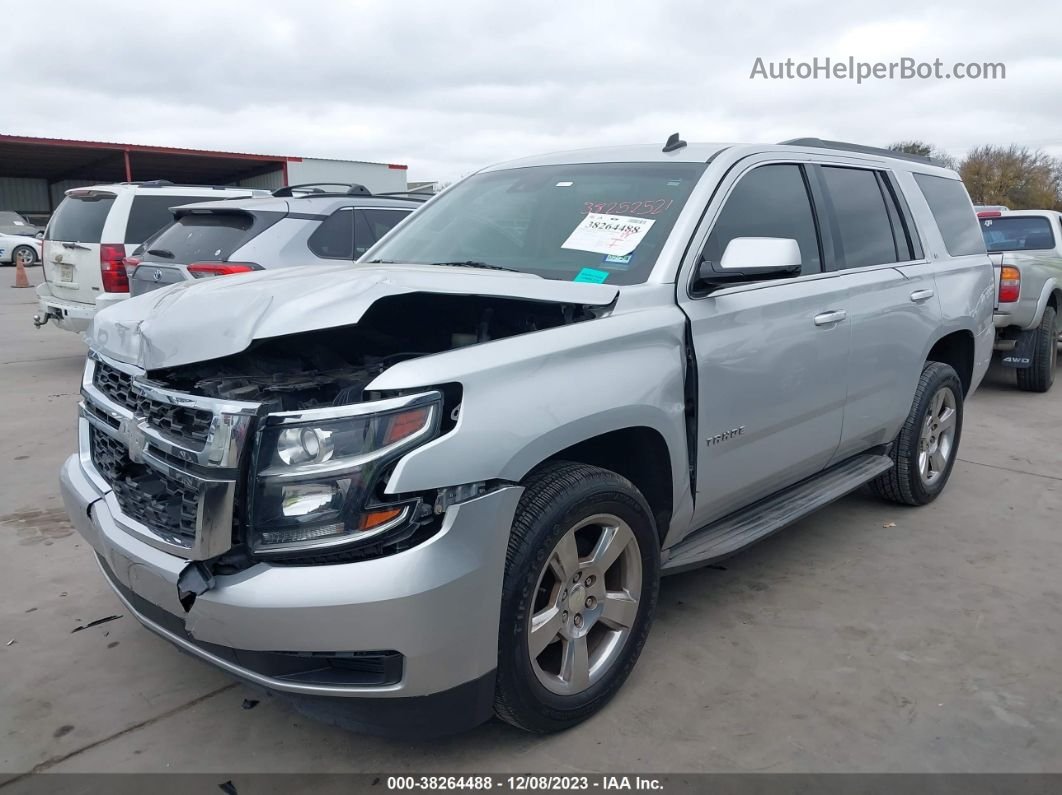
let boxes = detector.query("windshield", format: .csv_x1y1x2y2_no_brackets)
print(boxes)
980,216,1056,252
366,162,706,285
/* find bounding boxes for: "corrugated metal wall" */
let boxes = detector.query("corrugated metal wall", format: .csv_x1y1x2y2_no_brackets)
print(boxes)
0,177,50,213
236,170,285,191
287,159,407,193
49,180,97,209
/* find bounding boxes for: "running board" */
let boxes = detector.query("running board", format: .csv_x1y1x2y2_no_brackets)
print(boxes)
662,454,893,574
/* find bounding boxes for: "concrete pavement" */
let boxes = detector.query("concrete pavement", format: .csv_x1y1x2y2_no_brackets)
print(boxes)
1,266,1060,777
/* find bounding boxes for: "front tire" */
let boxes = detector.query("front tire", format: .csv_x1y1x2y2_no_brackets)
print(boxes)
1016,306,1057,393
494,461,660,733
872,361,964,506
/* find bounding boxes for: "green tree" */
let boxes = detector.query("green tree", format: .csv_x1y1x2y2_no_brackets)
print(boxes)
888,141,957,170
959,146,1062,210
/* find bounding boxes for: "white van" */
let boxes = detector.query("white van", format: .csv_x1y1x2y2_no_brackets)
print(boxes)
35,181,269,333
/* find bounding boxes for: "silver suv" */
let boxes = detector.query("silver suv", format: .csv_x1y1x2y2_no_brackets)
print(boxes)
61,137,993,736
128,184,422,296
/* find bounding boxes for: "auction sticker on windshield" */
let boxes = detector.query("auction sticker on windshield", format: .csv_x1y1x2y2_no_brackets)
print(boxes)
562,213,655,257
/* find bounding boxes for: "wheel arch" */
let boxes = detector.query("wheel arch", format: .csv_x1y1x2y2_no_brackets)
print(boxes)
924,328,976,396
539,426,675,546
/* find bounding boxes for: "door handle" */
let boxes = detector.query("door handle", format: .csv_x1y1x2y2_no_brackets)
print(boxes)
813,310,847,326
909,288,935,302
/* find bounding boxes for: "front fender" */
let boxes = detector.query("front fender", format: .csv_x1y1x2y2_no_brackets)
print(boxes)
370,302,693,530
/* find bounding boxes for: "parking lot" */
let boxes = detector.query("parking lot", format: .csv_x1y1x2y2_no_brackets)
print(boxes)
1,266,1060,779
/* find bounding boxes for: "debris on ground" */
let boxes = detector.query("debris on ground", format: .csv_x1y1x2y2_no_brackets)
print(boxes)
883,522,897,528
5,639,14,646
218,781,238,795
71,614,123,633
242,699,260,710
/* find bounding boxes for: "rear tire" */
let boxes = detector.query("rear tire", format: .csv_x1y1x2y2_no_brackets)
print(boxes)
494,461,660,733
1016,306,1057,393
872,361,963,506
12,245,36,267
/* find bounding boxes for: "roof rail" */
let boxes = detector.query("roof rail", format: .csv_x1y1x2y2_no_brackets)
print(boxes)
373,191,433,202
273,182,371,198
778,138,941,166
119,180,266,191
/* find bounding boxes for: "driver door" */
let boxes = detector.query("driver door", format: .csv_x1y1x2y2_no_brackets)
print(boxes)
677,161,851,528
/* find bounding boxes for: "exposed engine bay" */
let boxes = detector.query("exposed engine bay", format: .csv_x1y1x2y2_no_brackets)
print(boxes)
146,292,600,410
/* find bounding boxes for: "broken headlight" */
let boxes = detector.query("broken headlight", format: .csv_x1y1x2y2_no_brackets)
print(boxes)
249,391,441,557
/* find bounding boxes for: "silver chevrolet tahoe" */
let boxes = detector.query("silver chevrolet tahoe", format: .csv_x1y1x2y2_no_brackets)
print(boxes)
60,137,994,736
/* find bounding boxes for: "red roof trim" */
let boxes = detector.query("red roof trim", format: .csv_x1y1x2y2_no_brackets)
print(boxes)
388,163,409,170
0,134,297,162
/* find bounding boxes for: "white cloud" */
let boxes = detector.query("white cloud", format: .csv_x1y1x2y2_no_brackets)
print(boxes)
5,0,1062,181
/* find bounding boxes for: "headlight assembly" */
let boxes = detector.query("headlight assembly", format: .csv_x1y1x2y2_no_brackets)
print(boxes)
249,391,441,557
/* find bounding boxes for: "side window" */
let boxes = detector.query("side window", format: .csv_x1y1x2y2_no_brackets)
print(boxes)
702,164,822,275
821,167,899,269
307,208,355,259
354,209,411,258
913,173,986,257
125,195,215,243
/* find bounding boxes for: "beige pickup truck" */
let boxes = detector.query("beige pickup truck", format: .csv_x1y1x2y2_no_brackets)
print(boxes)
979,209,1062,391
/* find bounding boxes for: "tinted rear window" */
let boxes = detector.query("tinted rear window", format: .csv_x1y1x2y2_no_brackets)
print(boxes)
979,216,1056,252
307,209,354,259
354,208,410,257
125,196,186,243
913,174,985,256
45,194,116,243
822,167,899,269
137,212,255,264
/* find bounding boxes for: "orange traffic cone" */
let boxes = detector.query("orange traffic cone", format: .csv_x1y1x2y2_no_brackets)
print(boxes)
13,255,31,288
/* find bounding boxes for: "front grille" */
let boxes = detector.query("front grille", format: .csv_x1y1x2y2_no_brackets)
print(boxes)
138,397,213,446
94,359,213,448
89,426,199,546
93,360,137,412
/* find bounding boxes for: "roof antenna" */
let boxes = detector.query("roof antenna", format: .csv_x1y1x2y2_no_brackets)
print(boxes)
663,132,687,153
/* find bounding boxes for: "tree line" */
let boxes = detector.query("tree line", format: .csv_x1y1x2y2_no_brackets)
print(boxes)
889,141,1062,210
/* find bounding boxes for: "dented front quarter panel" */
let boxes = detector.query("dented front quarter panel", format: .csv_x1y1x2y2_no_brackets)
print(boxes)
372,284,695,541
87,263,620,370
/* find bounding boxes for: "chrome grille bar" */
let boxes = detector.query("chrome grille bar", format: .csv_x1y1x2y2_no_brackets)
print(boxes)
79,351,262,560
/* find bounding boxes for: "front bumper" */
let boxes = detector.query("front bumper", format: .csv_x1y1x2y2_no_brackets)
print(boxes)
61,454,521,731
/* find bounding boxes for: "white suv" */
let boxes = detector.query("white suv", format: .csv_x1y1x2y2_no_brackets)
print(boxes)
35,181,269,333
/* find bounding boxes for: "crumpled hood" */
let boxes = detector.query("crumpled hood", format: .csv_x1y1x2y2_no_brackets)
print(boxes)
89,263,619,370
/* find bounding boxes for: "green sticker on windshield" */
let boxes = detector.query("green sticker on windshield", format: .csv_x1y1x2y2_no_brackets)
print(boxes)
574,267,610,284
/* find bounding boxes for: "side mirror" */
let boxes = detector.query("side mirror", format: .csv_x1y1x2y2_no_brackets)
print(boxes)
698,237,802,287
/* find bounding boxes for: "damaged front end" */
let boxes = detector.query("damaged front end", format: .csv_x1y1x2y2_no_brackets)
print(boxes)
81,290,606,606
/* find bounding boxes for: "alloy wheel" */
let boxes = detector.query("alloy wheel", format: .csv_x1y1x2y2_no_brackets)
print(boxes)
528,513,642,696
918,386,957,486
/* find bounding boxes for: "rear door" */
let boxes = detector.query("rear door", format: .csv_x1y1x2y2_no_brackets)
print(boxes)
814,165,942,462
43,190,120,304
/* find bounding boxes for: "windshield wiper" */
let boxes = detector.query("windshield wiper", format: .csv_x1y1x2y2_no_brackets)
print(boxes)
365,258,396,264
146,248,175,259
428,260,522,273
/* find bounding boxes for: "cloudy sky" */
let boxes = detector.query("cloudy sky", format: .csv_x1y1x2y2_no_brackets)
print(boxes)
8,0,1062,182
